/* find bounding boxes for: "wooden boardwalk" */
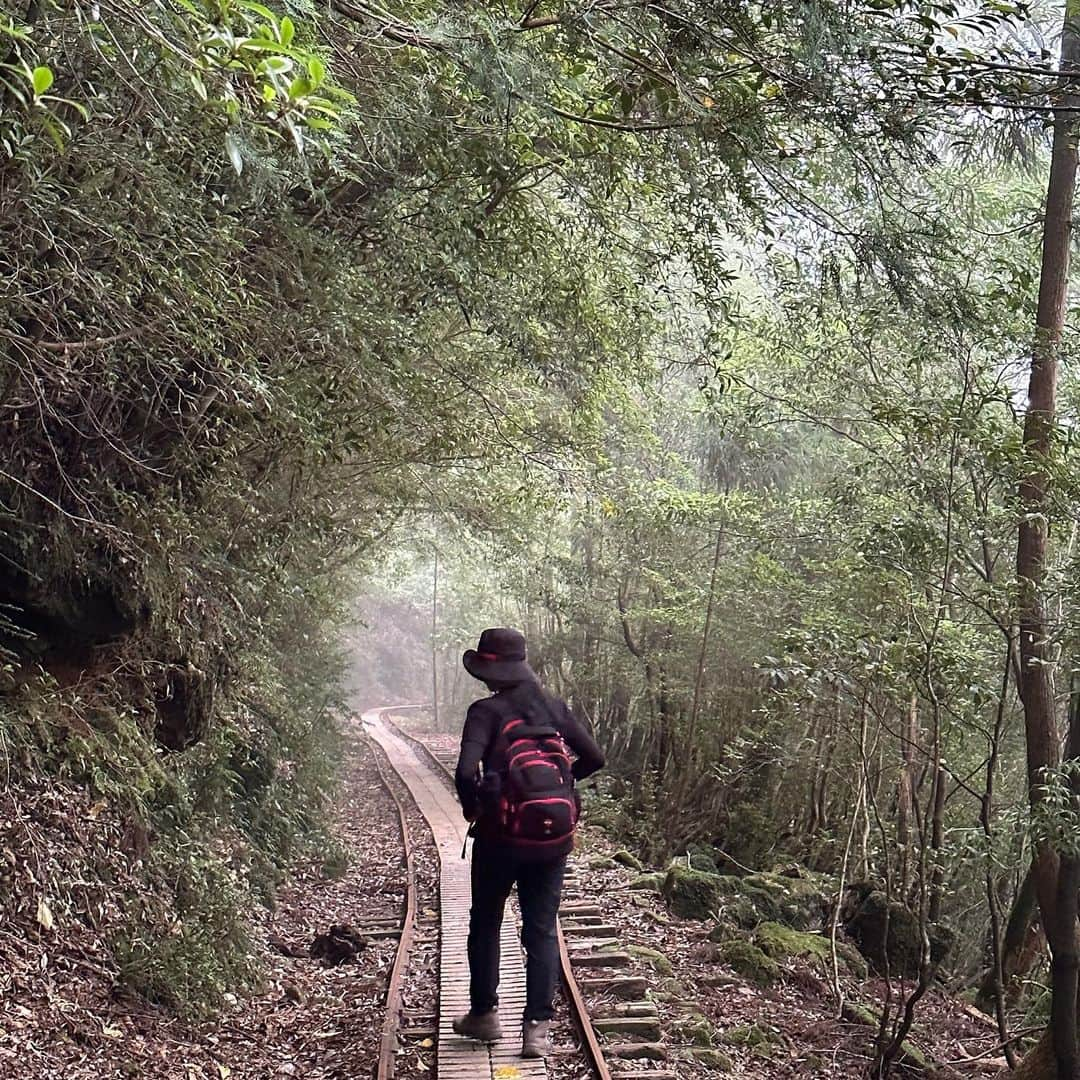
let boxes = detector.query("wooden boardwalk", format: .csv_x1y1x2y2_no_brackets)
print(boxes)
364,710,547,1080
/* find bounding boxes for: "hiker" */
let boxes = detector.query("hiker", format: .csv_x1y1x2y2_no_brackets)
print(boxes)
451,627,605,1059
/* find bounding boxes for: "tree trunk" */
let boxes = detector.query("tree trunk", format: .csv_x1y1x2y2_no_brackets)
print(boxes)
897,694,918,898
431,549,440,728
1009,7,1080,1077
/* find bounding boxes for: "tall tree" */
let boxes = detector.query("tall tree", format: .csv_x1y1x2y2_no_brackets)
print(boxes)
1013,4,1080,1077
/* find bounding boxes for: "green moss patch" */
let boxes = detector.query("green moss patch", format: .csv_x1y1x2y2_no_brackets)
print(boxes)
626,943,674,976
714,940,780,986
629,871,666,892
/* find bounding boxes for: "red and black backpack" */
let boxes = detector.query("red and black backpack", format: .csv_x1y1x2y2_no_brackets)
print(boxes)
489,699,578,849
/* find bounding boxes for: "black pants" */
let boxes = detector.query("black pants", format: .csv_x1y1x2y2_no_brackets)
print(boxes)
467,841,566,1022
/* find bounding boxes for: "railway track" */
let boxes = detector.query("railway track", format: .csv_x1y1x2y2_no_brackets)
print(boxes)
370,706,674,1080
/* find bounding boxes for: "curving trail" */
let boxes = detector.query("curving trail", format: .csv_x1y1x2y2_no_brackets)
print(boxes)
363,708,547,1080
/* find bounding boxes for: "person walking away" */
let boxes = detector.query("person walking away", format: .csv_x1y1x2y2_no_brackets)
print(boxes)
451,628,605,1059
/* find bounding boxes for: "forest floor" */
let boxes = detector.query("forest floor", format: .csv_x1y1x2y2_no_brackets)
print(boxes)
0,728,402,1079
1,720,1013,1079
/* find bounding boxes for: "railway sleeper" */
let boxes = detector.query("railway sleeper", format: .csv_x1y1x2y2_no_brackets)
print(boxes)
593,1017,662,1041
578,975,648,998
570,950,631,968
602,1002,658,1018
610,1071,678,1080
561,922,618,936
567,935,620,949
606,1042,669,1061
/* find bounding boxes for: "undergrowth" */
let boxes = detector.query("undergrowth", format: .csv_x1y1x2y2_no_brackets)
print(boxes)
0,613,346,1018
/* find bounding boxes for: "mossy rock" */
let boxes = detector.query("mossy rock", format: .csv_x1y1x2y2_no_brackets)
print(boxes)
686,843,721,876
629,871,666,892
625,944,673,976
755,921,829,961
613,849,644,871
689,1048,733,1072
714,940,780,986
753,921,868,980
736,870,829,930
665,864,829,928
722,1023,780,1056
841,886,952,977
588,856,619,871
662,864,726,920
675,1015,716,1047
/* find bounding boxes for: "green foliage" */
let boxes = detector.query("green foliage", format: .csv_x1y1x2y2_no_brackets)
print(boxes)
113,846,258,1017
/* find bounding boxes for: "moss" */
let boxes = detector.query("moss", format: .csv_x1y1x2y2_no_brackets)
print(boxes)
842,1002,878,1027
626,943,673,976
842,886,952,977
686,843,721,875
663,863,830,929
676,1015,717,1046
689,1048,733,1072
722,1023,780,1052
613,849,644,871
588,855,619,871
629,871,666,892
754,921,868,980
755,922,829,960
714,940,780,986
663,864,726,920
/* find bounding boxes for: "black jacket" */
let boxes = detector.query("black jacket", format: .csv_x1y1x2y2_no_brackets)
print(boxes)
454,681,605,846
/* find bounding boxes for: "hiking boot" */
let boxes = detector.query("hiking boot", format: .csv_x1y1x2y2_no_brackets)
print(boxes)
521,1019,550,1059
452,1010,502,1042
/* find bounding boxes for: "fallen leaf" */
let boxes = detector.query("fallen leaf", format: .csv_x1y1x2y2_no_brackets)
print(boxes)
494,1069,521,1079
418,1037,433,1048
36,898,54,931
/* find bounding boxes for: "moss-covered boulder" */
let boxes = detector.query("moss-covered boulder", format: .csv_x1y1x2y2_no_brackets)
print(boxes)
664,863,829,928
588,855,619,871
841,886,952,977
753,921,868,980
629,871,666,892
714,940,780,986
613,849,644,871
686,843,722,876
723,1023,779,1048
840,1002,929,1070
663,865,727,920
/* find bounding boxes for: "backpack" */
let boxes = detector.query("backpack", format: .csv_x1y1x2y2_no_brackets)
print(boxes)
490,696,578,849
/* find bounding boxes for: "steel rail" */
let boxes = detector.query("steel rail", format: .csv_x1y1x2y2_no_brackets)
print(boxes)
380,708,614,1080
366,730,418,1080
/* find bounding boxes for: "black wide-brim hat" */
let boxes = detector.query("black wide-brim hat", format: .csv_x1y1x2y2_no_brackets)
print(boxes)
462,627,535,685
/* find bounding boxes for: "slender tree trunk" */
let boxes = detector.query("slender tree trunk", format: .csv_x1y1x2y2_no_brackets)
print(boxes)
1012,9,1080,1076
431,549,439,728
684,527,723,773
897,694,917,898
